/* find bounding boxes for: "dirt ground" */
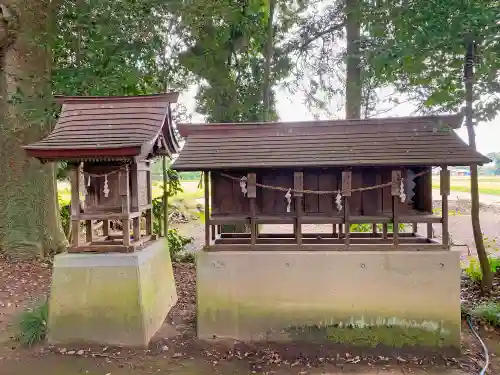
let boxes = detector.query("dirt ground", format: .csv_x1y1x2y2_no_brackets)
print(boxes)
0,199,499,374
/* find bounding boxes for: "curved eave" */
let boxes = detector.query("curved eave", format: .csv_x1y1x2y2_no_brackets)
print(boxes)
24,146,142,161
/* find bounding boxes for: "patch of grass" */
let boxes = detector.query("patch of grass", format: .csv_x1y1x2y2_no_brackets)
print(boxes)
432,175,500,196
462,254,500,283
471,301,500,327
174,251,196,263
17,301,48,347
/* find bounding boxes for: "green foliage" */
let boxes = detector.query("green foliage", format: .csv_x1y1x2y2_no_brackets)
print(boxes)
180,171,201,181
462,255,500,283
175,251,196,263
167,0,294,122
53,0,188,98
17,301,48,347
350,223,405,232
59,202,70,237
471,301,500,327
487,153,500,175
167,228,193,259
364,0,500,120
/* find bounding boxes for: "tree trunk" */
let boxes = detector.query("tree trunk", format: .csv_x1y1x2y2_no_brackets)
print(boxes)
345,0,361,119
464,35,493,292
262,0,275,122
0,0,67,259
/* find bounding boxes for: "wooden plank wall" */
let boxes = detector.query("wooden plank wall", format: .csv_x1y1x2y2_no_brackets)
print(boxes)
211,167,426,216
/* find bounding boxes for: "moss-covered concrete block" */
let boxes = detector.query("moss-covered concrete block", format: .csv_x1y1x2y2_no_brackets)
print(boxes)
48,239,177,347
197,251,461,351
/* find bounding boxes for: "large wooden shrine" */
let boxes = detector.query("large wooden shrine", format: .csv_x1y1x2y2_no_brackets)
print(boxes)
173,114,490,350
173,114,489,251
24,93,180,253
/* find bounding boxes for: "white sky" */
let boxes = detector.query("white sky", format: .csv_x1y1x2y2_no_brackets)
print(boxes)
179,85,500,155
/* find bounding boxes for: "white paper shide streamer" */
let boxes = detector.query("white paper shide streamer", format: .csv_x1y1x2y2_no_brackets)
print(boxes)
103,175,110,198
83,175,91,196
285,188,292,212
335,192,343,211
399,178,406,203
240,176,248,196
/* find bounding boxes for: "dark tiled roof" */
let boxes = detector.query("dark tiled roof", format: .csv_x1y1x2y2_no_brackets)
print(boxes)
172,115,490,170
24,93,180,161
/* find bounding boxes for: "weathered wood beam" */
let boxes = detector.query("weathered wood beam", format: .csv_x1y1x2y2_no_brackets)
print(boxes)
119,166,131,246
391,170,401,246
70,165,81,248
204,171,210,248
441,167,450,249
162,156,168,238
294,172,303,245
248,173,257,246
342,170,352,248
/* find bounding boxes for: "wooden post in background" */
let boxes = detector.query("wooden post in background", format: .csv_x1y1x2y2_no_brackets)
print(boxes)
119,166,131,246
441,167,450,249
342,171,352,248
204,171,210,248
70,165,81,248
130,162,141,242
391,170,401,246
248,173,257,246
294,172,303,245
162,156,168,238
426,223,433,240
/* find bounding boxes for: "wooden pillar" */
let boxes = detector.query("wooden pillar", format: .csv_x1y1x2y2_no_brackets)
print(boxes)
145,165,153,236
70,165,81,248
294,172,303,245
382,223,388,239
342,171,352,248
391,170,401,246
441,167,450,249
162,156,168,238
248,173,257,246
119,166,131,246
412,223,418,236
103,220,109,237
204,171,210,248
427,223,433,239
130,162,141,241
85,220,93,243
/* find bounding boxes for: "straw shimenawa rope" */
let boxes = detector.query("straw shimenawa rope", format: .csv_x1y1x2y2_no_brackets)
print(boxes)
219,170,429,195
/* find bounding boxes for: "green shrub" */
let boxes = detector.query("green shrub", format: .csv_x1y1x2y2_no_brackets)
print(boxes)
17,301,48,347
471,301,500,327
463,255,500,283
175,251,196,263
167,228,193,258
350,223,406,232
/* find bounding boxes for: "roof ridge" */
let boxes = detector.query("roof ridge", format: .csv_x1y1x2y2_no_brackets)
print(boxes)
54,92,179,104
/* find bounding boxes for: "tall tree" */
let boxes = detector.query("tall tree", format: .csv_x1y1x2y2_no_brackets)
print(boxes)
262,0,276,121
168,0,295,122
365,0,499,291
0,1,66,258
464,34,493,291
0,0,189,258
345,0,361,119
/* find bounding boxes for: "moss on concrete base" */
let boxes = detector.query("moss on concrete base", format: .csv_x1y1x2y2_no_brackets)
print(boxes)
196,251,461,350
48,239,177,347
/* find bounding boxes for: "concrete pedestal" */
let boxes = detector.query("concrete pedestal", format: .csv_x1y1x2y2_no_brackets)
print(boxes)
48,239,177,347
197,251,461,351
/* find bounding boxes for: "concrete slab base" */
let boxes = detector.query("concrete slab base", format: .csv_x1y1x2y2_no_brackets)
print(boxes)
48,239,177,347
197,251,461,351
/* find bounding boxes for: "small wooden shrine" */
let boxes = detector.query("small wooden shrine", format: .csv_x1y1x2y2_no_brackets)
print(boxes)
24,93,180,253
173,115,490,251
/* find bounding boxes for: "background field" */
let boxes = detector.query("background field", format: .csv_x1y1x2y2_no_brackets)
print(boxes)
432,175,500,196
